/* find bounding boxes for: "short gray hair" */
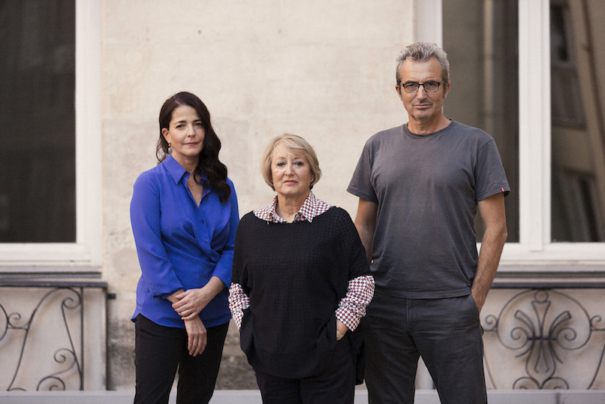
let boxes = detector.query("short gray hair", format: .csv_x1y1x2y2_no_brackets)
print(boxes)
396,42,450,84
261,134,322,191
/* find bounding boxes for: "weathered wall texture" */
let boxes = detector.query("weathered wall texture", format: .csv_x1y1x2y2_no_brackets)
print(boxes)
102,0,413,389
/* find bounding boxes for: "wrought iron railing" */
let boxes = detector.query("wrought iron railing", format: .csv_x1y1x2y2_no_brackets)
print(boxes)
484,282,605,390
0,280,107,391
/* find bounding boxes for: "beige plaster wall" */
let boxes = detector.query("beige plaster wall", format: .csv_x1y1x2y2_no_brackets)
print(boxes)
102,0,413,389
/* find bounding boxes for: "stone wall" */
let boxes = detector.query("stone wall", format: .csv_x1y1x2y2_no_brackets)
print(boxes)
101,0,413,389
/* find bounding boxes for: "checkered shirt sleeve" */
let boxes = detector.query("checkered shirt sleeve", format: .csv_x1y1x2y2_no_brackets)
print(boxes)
335,275,375,331
228,283,250,330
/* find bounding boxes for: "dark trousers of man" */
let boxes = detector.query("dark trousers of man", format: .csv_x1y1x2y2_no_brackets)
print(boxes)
254,336,356,404
364,292,487,404
134,314,229,404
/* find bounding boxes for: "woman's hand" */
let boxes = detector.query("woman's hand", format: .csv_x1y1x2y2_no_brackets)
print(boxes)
172,277,225,320
172,288,209,320
336,319,349,340
184,317,207,356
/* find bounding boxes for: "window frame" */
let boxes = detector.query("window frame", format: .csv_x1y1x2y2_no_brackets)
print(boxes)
0,0,102,274
414,0,605,273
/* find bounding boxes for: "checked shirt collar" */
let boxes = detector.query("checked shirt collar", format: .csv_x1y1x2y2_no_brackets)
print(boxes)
254,191,332,223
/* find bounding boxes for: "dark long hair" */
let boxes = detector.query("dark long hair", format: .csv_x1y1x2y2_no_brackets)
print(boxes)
157,92,231,202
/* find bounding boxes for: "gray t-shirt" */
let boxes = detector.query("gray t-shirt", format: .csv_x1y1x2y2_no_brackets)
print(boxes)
347,120,510,299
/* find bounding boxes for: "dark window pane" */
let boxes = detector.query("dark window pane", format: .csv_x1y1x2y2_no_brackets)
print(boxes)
0,0,76,242
443,0,520,242
550,1,605,242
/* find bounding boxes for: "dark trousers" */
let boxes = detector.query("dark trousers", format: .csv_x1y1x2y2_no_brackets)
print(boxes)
364,292,487,404
134,314,229,404
254,337,356,404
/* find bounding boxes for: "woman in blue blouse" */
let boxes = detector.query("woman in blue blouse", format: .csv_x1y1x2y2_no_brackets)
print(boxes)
130,92,239,404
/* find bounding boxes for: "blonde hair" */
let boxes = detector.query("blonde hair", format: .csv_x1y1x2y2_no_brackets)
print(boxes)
261,134,322,191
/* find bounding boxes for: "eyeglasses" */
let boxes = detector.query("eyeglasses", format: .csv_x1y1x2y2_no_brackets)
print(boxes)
399,81,445,94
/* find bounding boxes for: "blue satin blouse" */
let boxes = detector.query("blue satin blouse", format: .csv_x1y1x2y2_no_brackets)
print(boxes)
130,154,239,328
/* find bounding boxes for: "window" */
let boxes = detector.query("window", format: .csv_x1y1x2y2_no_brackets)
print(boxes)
0,0,76,243
418,0,605,269
550,0,605,242
0,0,102,273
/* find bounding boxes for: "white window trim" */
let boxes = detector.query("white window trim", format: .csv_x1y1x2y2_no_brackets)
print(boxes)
415,0,605,272
0,0,102,274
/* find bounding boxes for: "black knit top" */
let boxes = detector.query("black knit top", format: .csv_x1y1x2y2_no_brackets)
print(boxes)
232,207,370,378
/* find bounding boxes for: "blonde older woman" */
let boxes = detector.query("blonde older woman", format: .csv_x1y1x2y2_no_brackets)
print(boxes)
229,134,374,404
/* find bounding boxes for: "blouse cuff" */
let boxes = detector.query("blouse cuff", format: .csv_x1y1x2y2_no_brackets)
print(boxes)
335,275,375,331
212,254,234,289
228,283,250,330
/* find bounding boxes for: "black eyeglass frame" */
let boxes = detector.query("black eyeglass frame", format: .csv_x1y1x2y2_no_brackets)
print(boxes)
398,80,446,94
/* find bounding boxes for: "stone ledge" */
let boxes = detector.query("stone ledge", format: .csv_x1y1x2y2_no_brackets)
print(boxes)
0,390,604,404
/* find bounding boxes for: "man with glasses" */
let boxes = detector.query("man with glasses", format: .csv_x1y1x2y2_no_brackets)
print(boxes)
348,42,510,403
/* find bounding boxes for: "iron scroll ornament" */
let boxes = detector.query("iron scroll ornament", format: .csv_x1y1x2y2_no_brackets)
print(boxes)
0,287,83,391
483,289,605,390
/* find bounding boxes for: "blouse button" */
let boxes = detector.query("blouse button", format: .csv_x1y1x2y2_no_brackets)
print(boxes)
205,239,209,243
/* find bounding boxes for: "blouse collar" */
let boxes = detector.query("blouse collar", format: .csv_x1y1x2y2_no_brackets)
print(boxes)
253,191,332,223
163,154,208,185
